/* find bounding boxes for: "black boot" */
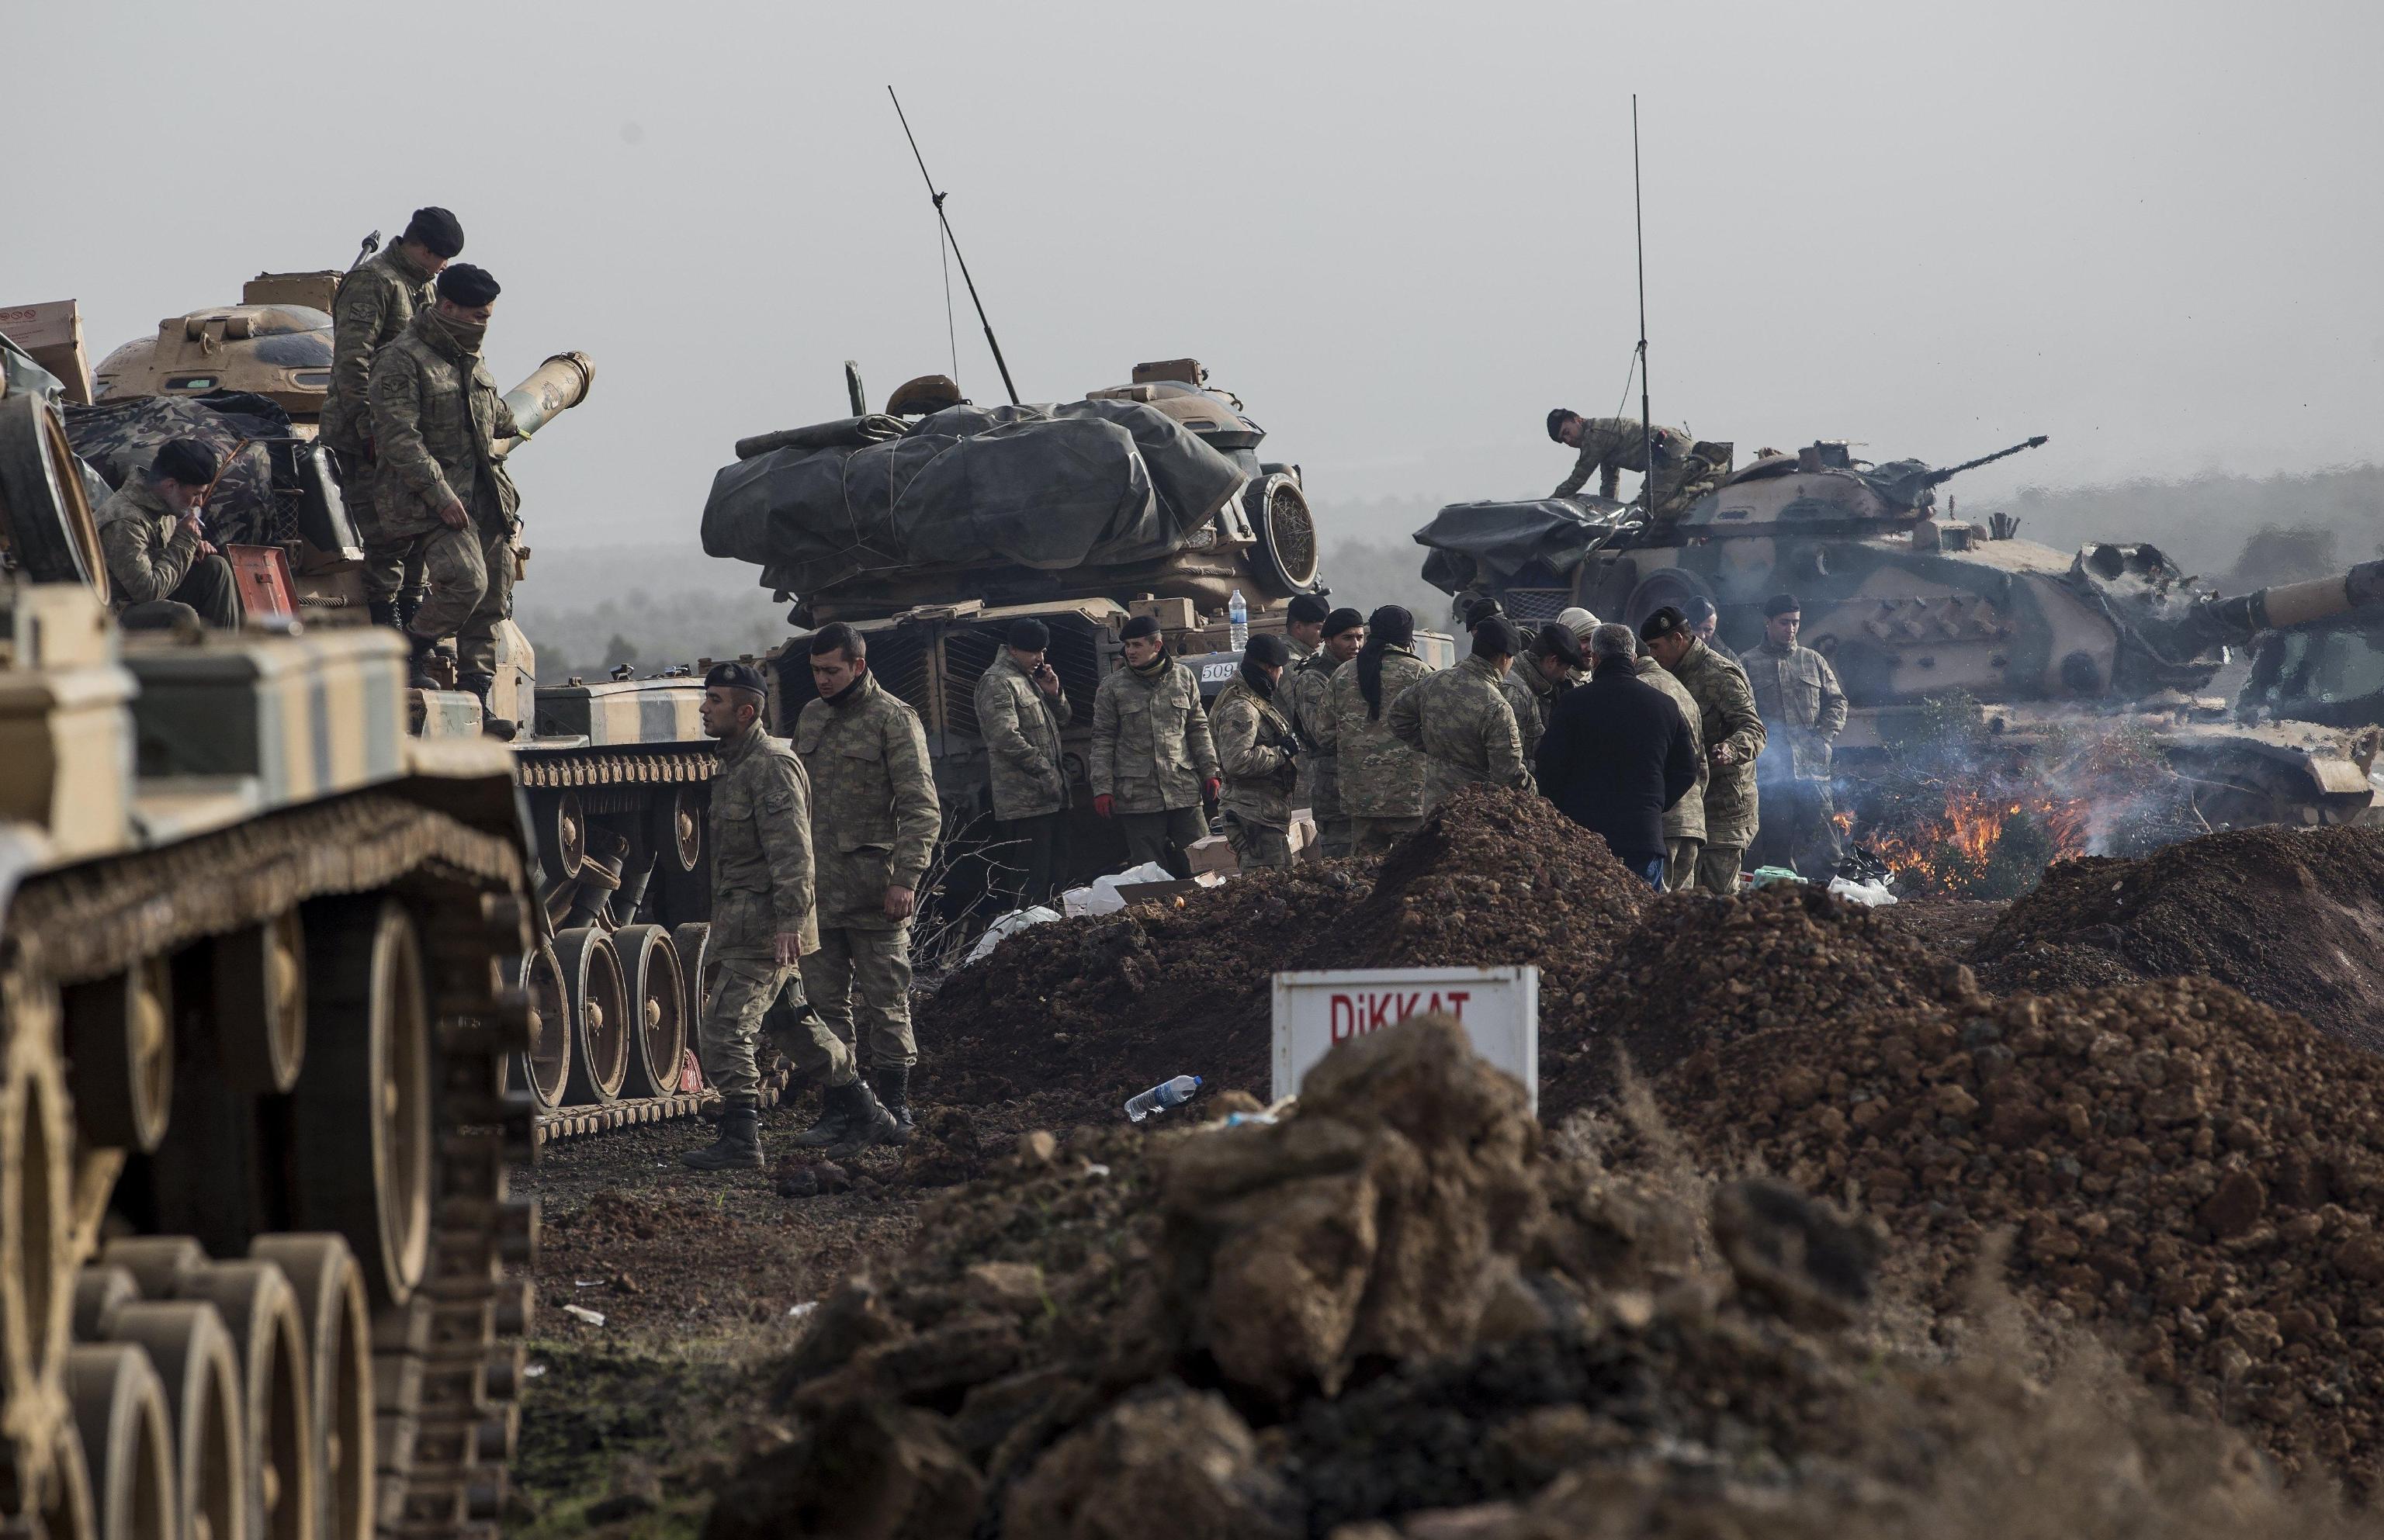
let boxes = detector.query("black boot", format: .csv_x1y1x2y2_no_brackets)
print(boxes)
394,588,425,635
404,630,443,690
680,1099,763,1170
788,1086,855,1149
823,1080,899,1161
459,671,518,742
876,1064,914,1145
366,597,399,628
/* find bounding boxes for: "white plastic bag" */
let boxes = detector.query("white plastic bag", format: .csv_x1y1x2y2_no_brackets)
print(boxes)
1826,876,1898,908
965,905,1063,964
1069,861,1175,917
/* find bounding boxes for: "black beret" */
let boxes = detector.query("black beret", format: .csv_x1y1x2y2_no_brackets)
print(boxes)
437,263,501,306
1546,408,1577,443
1287,594,1331,627
1120,614,1161,641
1367,605,1415,645
1537,622,1584,668
1765,592,1802,618
1639,606,1688,642
1682,596,1718,625
705,660,768,694
152,438,218,486
1472,617,1521,659
403,206,465,259
1464,596,1506,629
1006,619,1050,652
1242,633,1291,667
1322,607,1364,638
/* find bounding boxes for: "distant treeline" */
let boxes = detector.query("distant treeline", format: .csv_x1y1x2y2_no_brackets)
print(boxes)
2001,462,2384,587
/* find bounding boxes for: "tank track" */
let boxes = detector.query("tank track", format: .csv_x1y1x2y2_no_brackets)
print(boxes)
2,792,536,1539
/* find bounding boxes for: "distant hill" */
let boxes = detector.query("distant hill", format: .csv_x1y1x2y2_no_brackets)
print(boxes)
1998,462,2384,584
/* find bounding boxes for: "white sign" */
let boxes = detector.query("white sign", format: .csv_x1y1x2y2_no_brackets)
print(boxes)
1271,966,1538,1111
1195,655,1241,687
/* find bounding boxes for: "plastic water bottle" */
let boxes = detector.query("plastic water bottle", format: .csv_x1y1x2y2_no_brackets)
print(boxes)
1228,590,1249,651
1124,1074,1202,1123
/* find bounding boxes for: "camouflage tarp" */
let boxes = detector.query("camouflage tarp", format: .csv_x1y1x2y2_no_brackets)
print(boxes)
64,392,287,547
1412,496,1625,597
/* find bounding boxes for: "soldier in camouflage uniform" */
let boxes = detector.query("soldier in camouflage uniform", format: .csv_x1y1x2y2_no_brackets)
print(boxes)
324,207,461,629
95,439,243,629
1744,594,1849,880
1390,618,1533,810
1284,607,1364,858
368,263,521,737
1209,632,1300,870
974,618,1073,905
1545,410,1729,521
789,623,941,1147
1499,621,1585,763
1635,638,1708,890
1318,605,1433,856
681,662,898,1171
1643,607,1765,895
1090,614,1221,868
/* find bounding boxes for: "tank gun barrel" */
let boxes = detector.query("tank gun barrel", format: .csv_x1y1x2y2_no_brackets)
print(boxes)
2199,558,2384,648
1922,434,2048,488
494,351,595,459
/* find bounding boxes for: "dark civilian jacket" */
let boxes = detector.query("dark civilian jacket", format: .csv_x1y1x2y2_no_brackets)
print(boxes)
1534,658,1700,864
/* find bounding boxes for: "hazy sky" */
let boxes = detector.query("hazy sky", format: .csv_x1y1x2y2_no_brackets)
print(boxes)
9,0,2381,555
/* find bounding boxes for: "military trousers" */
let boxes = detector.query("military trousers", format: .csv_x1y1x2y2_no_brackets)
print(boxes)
1118,805,1207,870
699,958,801,1105
346,460,427,609
994,812,1066,908
799,923,917,1072
1693,844,1747,897
119,554,242,632
1318,815,1354,860
1751,780,1842,881
404,520,512,678
1664,836,1704,893
1350,815,1425,858
1224,813,1293,871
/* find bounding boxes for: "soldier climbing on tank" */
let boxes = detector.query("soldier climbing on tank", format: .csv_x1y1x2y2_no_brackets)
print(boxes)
1545,410,1730,521
1090,614,1221,870
974,618,1072,906
1391,617,1534,810
369,262,522,736
96,438,245,630
327,206,462,633
1745,594,1849,881
1209,632,1301,870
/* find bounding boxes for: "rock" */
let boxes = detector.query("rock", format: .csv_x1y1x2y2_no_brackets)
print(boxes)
703,1401,978,1540
1709,1178,1882,1327
1003,1390,1297,1540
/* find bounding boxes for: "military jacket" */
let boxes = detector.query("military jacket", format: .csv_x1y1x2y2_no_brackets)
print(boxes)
1318,648,1433,819
1090,656,1218,813
1499,651,1579,764
322,245,435,459
1665,639,1765,847
795,674,941,930
1554,417,1689,498
95,476,200,610
707,725,819,961
1745,641,1848,784
1636,656,1708,843
1388,653,1533,810
1283,649,1344,817
369,310,521,542
1210,676,1298,832
973,651,1072,819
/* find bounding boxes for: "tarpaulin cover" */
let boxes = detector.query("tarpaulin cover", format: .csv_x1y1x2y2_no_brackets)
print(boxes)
700,399,1246,596
64,392,288,546
1412,497,1623,597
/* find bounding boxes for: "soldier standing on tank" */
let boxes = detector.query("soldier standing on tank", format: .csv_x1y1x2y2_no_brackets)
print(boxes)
1284,607,1364,858
974,618,1072,907
789,624,941,1147
1390,617,1533,810
326,207,462,633
1745,594,1849,881
96,438,244,630
369,262,521,737
1318,605,1433,857
1209,632,1301,870
681,662,897,1171
1500,621,1585,763
1090,614,1221,870
1642,606,1765,895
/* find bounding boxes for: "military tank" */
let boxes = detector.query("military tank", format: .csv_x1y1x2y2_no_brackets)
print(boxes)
1417,438,2382,832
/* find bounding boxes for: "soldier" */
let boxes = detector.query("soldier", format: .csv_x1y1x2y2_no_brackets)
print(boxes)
1635,633,1709,889
1284,606,1364,858
1545,410,1727,520
1318,605,1433,856
1744,593,1849,880
96,438,244,630
324,207,463,632
792,623,941,1145
1390,616,1533,810
1208,632,1301,870
1537,624,1700,887
1500,621,1585,762
368,262,521,737
1683,596,1736,664
1642,605,1765,895
681,661,898,1171
1090,614,1221,869
973,618,1072,906
1284,592,1329,669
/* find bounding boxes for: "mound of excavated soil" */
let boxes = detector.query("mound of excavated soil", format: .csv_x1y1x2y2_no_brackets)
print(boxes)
1973,826,2384,1050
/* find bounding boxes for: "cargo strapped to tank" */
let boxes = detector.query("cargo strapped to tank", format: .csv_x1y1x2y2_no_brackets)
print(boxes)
513,746,716,790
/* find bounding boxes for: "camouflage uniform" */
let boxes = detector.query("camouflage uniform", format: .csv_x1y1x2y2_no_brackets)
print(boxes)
323,244,435,610
1662,638,1765,895
792,673,941,1081
1499,649,1579,764
1554,417,1725,520
1388,653,1533,812
1318,647,1433,855
369,310,521,677
972,650,1072,904
701,722,825,1105
1090,652,1218,867
1283,649,1350,857
1636,656,1708,889
94,476,242,628
1745,639,1849,880
1208,675,1298,870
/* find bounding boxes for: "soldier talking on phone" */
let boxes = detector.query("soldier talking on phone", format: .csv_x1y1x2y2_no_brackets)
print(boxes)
972,618,1073,906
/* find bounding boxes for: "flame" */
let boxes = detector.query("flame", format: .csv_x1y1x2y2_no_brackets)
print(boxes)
1856,787,2092,894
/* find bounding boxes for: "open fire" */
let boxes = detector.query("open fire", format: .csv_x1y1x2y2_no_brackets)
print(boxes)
1845,787,2095,895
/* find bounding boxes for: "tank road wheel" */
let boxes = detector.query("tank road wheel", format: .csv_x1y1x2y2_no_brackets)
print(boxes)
548,791,586,883
552,929,629,1106
66,1344,175,1540
610,926,686,1099
672,924,710,1092
63,958,175,1154
0,393,109,600
510,942,570,1114
182,1264,314,1540
659,787,702,874
211,915,307,1095
2,1002,74,1449
40,1416,97,1540
247,1237,370,1540
289,898,432,1310
108,1301,246,1540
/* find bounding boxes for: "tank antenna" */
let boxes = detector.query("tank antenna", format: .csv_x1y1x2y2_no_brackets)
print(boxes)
1633,95,1653,517
889,87,1021,406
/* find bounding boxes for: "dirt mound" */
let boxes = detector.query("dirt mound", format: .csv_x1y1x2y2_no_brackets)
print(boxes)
1651,974,2384,1493
1973,826,2384,1048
